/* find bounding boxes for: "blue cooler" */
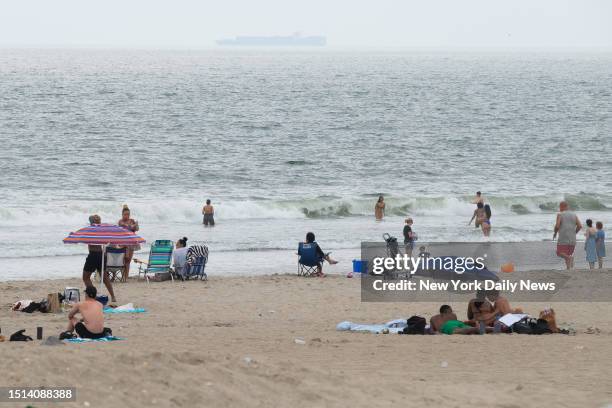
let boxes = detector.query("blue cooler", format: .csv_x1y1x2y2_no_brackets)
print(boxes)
352,259,367,274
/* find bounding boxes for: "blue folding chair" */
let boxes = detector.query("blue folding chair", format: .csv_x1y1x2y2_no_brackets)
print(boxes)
297,242,322,277
181,245,208,281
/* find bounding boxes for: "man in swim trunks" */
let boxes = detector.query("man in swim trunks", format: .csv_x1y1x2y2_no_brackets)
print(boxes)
82,214,117,305
202,199,215,226
430,305,457,333
553,201,582,270
63,286,107,339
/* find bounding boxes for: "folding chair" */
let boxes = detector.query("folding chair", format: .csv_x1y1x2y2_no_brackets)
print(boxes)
297,242,322,277
182,245,209,281
105,247,126,282
136,240,174,282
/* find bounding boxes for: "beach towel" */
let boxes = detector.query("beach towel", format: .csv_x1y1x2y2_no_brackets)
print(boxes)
64,336,123,343
336,318,408,334
103,303,146,314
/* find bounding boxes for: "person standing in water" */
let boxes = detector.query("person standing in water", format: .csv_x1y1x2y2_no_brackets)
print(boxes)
202,199,215,226
374,195,385,221
596,221,606,269
553,201,582,270
469,202,491,237
584,219,598,269
118,204,140,282
472,191,484,206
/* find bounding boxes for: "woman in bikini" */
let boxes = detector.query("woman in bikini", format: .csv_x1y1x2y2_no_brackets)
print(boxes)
374,195,385,221
118,204,140,282
469,202,491,237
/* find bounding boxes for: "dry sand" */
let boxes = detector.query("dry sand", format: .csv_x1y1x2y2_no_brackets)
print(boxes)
1,273,612,408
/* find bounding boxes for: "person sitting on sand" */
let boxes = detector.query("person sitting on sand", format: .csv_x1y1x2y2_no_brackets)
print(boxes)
473,289,522,327
83,215,117,306
430,305,458,333
61,286,108,339
304,232,338,276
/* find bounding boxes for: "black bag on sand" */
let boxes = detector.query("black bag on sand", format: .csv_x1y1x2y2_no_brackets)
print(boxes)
10,329,33,341
402,316,427,335
511,318,551,335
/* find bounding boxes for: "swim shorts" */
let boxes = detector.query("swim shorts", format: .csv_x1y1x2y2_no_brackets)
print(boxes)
75,322,105,339
203,213,215,226
441,320,470,335
556,244,575,257
83,251,103,273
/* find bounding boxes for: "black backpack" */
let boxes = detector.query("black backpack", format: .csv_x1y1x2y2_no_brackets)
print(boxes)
511,318,551,335
402,316,427,335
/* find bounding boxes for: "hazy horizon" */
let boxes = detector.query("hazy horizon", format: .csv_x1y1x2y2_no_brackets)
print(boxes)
1,0,611,50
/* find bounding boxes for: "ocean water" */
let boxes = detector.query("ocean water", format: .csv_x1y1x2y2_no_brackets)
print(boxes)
1,49,611,280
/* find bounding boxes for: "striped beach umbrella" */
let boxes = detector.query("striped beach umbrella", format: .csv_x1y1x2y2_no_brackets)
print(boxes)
63,224,145,246
64,224,146,284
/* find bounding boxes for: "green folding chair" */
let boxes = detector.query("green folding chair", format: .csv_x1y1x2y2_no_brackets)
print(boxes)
136,240,174,282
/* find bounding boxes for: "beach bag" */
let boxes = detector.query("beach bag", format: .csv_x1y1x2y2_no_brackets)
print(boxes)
511,318,551,335
402,316,426,335
9,329,33,342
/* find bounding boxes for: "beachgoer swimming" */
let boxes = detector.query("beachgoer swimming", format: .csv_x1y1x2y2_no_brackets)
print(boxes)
82,215,117,305
202,199,215,226
375,195,385,221
304,232,338,276
118,204,140,282
553,201,582,270
469,202,490,236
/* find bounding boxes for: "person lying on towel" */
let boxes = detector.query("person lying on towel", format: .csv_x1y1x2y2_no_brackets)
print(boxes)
61,286,111,339
433,305,482,335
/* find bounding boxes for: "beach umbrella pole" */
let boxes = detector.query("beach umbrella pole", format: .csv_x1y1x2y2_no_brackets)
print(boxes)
101,244,107,285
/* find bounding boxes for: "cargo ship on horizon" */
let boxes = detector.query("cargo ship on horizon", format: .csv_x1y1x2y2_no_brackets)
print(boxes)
216,32,326,47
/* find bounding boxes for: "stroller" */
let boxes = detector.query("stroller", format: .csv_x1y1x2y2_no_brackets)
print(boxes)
382,233,405,279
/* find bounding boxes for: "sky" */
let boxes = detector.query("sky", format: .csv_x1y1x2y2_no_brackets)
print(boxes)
0,0,611,49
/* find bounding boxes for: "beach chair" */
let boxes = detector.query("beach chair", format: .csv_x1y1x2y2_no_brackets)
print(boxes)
297,242,321,277
105,247,126,282
136,240,174,282
182,245,209,281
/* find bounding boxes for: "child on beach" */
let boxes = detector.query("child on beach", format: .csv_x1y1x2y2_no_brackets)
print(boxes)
584,219,598,269
402,218,416,257
596,221,606,269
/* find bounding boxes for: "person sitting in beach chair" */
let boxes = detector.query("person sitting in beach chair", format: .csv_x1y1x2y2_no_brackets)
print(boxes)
182,244,209,280
60,286,111,339
172,237,189,277
297,232,338,277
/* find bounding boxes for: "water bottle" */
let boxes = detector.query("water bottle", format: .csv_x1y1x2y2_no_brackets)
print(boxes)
479,321,486,335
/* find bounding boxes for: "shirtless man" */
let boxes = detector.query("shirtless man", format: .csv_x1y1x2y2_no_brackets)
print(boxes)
62,286,107,339
472,191,484,205
430,305,458,333
202,199,215,226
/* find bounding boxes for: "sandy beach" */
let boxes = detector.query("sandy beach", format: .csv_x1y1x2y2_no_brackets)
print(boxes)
2,272,612,408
